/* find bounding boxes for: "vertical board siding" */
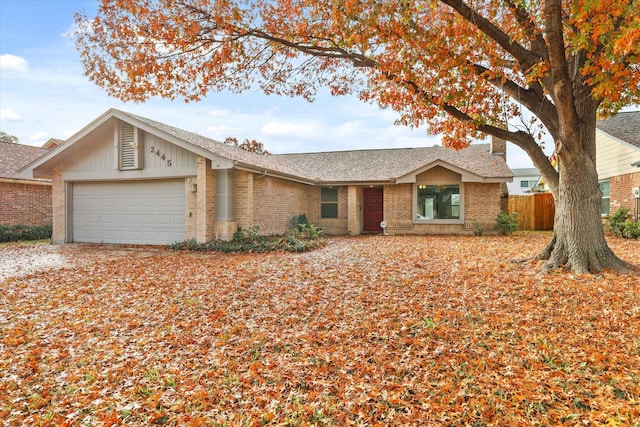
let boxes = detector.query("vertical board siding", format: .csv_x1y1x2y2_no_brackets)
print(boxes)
65,125,197,174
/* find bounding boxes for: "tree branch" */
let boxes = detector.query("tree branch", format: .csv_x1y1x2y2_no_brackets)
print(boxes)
439,0,542,70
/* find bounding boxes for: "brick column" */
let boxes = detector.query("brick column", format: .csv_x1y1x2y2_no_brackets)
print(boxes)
234,170,253,231
347,185,362,235
184,177,198,240
51,165,66,244
196,157,215,243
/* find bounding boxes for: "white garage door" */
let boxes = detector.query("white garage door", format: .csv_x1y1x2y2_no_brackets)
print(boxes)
73,180,185,245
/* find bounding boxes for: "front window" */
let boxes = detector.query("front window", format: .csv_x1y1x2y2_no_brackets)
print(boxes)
416,184,460,220
600,181,610,215
321,187,338,218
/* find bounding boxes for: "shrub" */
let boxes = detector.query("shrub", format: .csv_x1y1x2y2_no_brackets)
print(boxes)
605,208,632,237
494,212,518,236
291,214,309,230
169,222,324,253
622,220,640,239
471,220,484,236
0,224,53,243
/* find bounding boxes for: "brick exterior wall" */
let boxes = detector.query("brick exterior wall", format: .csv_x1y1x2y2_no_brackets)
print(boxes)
464,182,503,231
315,186,348,235
252,175,311,235
234,170,254,231
0,181,52,226
383,184,414,231
347,186,363,235
184,177,197,240
610,171,640,215
380,182,502,235
196,157,215,243
51,166,65,244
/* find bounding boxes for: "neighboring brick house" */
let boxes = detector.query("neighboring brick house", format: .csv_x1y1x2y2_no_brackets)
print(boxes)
596,111,640,221
21,109,513,245
0,140,53,226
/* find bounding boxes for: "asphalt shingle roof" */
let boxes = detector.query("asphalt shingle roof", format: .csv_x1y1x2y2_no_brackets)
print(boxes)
274,145,512,182
0,141,50,180
125,110,511,183
597,111,640,149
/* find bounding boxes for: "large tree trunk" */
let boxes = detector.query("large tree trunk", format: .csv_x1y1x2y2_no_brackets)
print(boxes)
535,113,631,274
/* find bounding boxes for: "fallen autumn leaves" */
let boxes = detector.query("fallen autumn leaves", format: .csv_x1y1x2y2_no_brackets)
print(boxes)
1,234,639,426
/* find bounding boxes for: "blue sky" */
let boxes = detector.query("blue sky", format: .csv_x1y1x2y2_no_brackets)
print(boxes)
0,0,535,167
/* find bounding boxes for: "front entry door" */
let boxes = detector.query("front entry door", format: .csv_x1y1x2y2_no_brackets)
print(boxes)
363,187,384,232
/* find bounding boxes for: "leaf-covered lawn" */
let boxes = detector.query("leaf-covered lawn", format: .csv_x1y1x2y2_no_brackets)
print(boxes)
1,234,639,426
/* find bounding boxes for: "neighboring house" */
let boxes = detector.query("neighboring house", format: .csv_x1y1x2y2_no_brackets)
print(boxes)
506,168,541,195
0,140,52,226
596,111,640,219
20,109,513,245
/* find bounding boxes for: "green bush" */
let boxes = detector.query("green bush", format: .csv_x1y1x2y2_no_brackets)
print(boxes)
471,220,484,236
291,213,309,230
622,220,640,239
0,224,52,243
605,208,631,237
169,222,324,253
494,212,518,236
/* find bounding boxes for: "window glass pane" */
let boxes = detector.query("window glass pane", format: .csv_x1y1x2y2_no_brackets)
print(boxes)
321,188,338,202
600,181,610,215
599,181,610,215
416,184,460,220
520,180,529,188
321,188,338,218
321,203,338,218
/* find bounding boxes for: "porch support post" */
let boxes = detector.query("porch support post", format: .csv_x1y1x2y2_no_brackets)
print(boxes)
347,185,363,235
52,165,67,244
196,156,215,243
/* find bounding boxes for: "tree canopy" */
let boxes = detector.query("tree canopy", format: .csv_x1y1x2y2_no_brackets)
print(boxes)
224,137,271,155
0,131,19,143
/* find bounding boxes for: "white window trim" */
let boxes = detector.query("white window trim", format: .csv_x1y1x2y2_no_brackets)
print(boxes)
412,182,464,225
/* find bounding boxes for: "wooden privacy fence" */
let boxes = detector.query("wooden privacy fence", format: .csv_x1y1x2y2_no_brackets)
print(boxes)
508,193,555,231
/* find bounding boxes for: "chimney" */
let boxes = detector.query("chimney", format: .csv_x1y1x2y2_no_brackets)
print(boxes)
490,135,507,161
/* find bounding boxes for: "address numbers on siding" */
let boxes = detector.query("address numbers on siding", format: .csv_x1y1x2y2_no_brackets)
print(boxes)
150,146,172,166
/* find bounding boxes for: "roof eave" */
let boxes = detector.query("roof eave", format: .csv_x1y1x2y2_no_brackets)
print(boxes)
233,163,317,185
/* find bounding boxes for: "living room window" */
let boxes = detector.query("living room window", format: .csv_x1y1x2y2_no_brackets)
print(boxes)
321,187,338,218
415,184,461,221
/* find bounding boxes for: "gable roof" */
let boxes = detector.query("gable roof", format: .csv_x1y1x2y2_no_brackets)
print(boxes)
0,140,50,181
276,145,511,183
22,108,512,185
596,111,640,149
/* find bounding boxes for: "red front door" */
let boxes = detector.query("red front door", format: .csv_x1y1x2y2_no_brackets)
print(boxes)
363,187,384,232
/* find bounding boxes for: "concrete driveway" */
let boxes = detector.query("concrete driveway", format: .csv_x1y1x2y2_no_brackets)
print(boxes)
0,242,169,282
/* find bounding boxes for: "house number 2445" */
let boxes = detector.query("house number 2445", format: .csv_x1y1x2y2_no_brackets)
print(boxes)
150,146,172,166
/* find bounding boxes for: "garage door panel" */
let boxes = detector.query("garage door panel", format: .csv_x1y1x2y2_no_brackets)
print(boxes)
73,180,185,245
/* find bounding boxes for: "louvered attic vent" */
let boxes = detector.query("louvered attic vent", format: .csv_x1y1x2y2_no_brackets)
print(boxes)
119,122,142,170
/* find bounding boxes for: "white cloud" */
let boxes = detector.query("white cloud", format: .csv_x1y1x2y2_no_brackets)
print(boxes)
29,131,49,143
0,109,22,122
261,121,324,139
62,129,78,138
0,54,29,72
207,108,230,117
